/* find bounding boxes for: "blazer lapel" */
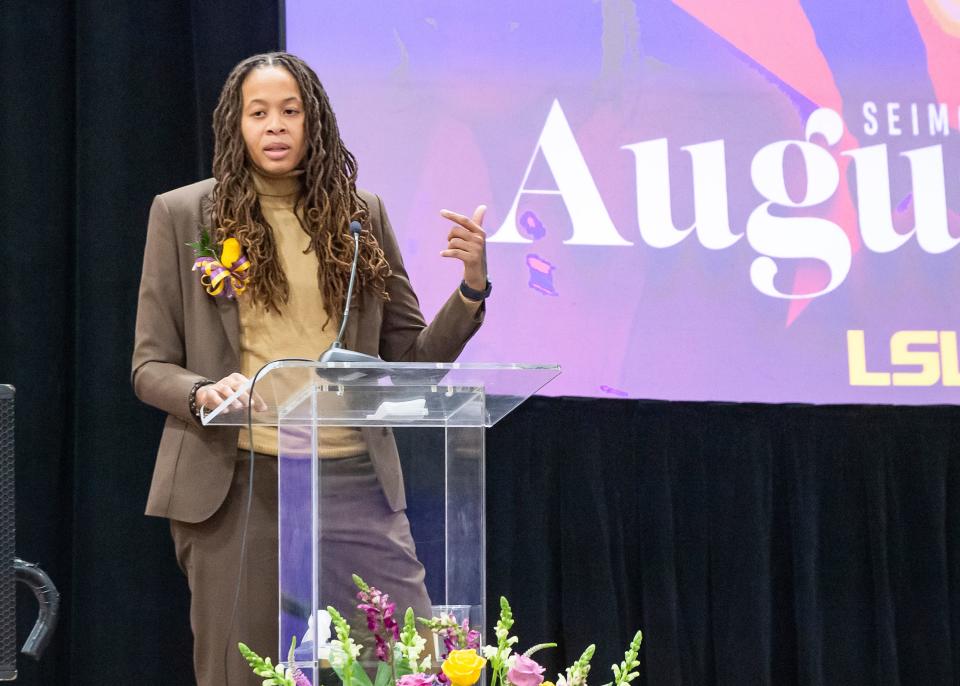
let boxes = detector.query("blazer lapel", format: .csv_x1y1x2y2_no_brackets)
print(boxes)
200,190,242,362
216,296,241,362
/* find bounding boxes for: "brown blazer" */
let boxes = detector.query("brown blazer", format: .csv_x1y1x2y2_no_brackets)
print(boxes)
132,178,484,523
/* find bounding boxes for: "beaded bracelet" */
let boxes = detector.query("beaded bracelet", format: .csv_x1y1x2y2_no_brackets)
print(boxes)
189,379,215,418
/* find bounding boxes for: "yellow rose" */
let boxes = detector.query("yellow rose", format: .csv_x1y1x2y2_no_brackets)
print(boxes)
441,649,487,686
219,238,242,268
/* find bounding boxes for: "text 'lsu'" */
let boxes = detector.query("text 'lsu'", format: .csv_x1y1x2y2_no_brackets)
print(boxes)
848,330,960,387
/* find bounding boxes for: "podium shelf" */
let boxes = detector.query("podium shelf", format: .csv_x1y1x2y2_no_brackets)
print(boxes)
201,361,560,428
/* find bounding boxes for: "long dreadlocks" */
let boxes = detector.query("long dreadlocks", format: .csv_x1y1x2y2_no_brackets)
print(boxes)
210,52,391,318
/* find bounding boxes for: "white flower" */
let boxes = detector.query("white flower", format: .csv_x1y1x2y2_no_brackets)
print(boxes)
400,633,427,668
328,647,347,670
482,645,499,660
566,664,588,686
329,639,361,669
394,623,428,674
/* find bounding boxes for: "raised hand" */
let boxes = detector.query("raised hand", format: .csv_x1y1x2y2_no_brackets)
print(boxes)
440,205,488,290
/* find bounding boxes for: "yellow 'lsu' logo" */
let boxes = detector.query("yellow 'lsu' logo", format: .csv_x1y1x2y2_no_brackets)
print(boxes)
847,330,960,386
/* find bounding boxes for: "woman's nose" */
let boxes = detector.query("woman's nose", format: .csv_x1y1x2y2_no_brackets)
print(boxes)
266,115,286,134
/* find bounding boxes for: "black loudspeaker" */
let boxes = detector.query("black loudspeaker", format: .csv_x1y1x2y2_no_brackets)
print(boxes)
0,384,13,681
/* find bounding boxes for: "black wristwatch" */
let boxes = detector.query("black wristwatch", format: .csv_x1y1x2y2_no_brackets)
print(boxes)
459,278,492,301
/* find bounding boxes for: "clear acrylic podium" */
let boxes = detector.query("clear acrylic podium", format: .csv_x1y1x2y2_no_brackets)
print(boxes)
202,361,559,678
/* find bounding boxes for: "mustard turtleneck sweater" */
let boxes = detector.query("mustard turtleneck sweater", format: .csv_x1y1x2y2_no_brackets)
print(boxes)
237,169,366,458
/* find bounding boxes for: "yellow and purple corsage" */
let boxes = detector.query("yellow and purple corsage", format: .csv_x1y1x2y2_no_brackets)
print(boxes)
187,228,251,298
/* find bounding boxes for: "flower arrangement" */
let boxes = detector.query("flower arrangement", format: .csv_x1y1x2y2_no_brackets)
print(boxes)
239,575,643,686
187,227,251,298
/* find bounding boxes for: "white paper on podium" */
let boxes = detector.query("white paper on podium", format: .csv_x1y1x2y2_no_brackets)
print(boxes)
365,398,428,420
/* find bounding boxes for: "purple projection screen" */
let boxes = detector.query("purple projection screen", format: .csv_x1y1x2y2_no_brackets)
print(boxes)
286,1,960,404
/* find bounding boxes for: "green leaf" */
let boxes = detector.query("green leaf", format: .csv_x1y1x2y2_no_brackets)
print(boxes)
186,226,219,259
329,656,376,686
373,660,394,686
288,635,298,666
328,663,349,684
350,660,377,686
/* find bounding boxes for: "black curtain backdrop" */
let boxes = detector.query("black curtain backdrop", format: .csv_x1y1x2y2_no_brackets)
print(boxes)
0,2,280,683
2,3,959,685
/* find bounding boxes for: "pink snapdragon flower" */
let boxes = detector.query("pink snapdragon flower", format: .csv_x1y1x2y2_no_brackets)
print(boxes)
357,585,400,662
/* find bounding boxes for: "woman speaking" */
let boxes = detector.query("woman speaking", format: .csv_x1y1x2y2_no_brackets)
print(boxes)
132,52,489,685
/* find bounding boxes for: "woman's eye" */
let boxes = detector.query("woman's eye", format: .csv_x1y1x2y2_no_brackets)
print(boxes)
285,108,300,116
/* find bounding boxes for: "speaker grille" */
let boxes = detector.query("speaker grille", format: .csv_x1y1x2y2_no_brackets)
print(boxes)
0,385,15,680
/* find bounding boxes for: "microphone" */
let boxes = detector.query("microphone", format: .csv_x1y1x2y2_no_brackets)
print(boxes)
318,220,382,365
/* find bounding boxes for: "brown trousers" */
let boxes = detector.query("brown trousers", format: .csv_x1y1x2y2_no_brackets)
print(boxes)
170,453,432,686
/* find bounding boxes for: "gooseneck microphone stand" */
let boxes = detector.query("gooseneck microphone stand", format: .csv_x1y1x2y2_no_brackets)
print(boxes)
318,220,382,365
